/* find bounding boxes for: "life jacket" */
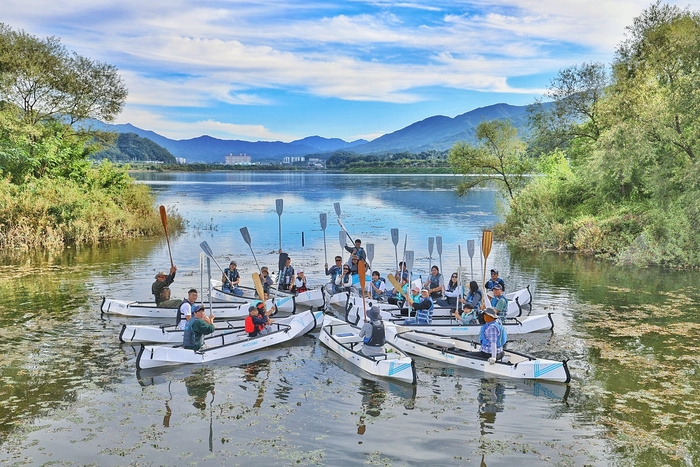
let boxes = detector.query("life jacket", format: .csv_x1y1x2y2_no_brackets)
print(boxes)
363,321,385,347
414,297,434,324
428,274,442,297
371,279,383,299
245,313,265,336
479,321,507,349
183,318,196,348
490,295,509,320
176,299,195,326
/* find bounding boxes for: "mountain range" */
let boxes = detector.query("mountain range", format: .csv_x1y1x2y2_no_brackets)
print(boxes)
96,102,532,163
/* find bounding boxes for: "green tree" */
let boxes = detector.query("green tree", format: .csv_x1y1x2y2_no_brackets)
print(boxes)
448,120,532,199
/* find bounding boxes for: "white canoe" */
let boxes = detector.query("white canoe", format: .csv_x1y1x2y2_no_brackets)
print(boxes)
120,320,243,344
385,326,570,383
100,297,278,319
210,279,297,312
318,315,416,385
136,310,318,369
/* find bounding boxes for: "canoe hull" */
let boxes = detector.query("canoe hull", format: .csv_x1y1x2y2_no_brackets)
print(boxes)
101,297,276,319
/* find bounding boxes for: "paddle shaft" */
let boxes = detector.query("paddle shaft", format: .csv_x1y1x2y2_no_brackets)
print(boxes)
358,258,367,321
159,205,174,268
481,230,493,308
320,213,328,265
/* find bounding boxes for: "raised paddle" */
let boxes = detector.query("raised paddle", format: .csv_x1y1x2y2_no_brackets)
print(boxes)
387,273,409,304
481,230,493,308
275,199,283,252
366,243,374,269
467,239,475,281
358,257,367,321
428,237,434,272
391,228,399,271
436,236,443,274
301,231,305,265
252,273,268,313
457,244,463,314
239,227,261,273
320,213,328,266
405,250,415,286
339,230,346,262
199,241,228,280
334,202,354,243
277,252,288,291
159,205,174,268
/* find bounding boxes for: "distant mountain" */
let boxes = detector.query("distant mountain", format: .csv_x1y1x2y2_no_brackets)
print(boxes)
88,102,536,162
92,132,176,163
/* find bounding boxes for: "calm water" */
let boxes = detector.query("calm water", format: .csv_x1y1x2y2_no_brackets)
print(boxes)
0,171,698,466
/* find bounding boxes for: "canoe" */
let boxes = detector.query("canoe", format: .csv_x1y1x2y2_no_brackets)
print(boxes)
385,326,570,383
120,320,243,344
100,296,277,319
135,310,318,369
318,315,417,384
209,279,297,312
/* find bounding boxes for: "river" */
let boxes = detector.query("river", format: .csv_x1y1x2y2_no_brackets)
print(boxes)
0,171,697,466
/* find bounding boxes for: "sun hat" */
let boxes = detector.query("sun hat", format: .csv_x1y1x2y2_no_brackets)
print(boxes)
484,307,498,319
155,271,167,278
367,306,381,321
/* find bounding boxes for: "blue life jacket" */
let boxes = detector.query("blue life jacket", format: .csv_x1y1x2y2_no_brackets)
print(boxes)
428,274,442,297
479,321,507,349
363,321,385,347
415,297,434,324
183,318,196,348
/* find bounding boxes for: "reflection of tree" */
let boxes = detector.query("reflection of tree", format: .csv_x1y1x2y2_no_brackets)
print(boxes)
477,378,505,435
357,378,386,435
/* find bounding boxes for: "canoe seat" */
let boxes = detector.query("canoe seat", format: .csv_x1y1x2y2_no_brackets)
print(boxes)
334,333,362,344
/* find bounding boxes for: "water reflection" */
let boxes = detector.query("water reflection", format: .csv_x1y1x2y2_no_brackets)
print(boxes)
357,378,386,435
477,378,505,433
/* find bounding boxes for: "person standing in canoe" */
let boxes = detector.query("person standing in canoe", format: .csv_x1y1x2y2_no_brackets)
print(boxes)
359,306,385,357
152,266,179,307
345,238,366,266
324,256,344,294
222,261,244,296
177,288,201,330
183,307,215,351
279,256,295,292
485,269,506,292
487,284,509,321
471,307,507,364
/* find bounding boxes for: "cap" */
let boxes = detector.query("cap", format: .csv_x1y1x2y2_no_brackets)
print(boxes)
297,269,303,274
229,261,237,266
194,306,206,314
411,284,420,291
367,306,381,321
484,307,498,319
492,284,502,291
421,288,430,293
248,305,258,312
490,269,498,275
155,271,167,278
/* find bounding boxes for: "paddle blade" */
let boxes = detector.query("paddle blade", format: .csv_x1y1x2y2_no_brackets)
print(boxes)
301,232,305,247
252,273,267,311
338,230,346,248
333,202,341,217
358,258,367,290
366,243,374,263
275,199,283,216
467,239,475,258
391,228,399,246
278,252,288,272
240,227,252,246
319,213,327,230
428,237,434,256
436,236,442,256
387,274,406,300
481,230,493,260
159,205,168,232
458,244,462,266
405,250,415,272
199,241,214,258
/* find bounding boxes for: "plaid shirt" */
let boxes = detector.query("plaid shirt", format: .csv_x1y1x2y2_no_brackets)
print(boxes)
480,322,503,354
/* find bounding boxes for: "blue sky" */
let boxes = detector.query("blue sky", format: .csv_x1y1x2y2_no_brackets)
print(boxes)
4,0,694,142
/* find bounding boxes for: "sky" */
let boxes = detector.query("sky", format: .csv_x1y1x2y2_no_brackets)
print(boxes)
3,0,696,142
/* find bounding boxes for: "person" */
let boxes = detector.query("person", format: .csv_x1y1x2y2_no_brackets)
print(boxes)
437,272,461,308
424,266,445,300
279,257,294,292
294,269,308,293
152,266,178,306
245,303,271,337
469,307,507,364
348,255,360,274
344,238,367,266
183,307,216,351
258,266,274,299
177,288,201,329
387,279,409,307
325,256,344,294
485,269,506,292
456,281,483,324
359,306,385,357
403,288,434,325
155,286,183,309
368,271,386,300
222,261,244,296
488,284,509,321
335,264,353,292
386,261,409,297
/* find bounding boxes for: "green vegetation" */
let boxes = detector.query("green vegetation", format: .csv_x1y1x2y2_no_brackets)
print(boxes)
0,24,179,252
92,132,177,163
450,2,700,267
326,149,449,170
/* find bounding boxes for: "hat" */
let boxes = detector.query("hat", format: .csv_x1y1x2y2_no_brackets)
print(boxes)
484,307,498,319
492,284,502,291
194,306,205,313
249,305,258,312
367,306,381,321
421,288,430,293
297,269,303,274
229,261,237,266
411,284,420,291
261,266,268,272
490,269,498,275
155,271,167,278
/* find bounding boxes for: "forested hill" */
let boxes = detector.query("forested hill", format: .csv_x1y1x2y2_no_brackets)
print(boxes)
93,133,176,163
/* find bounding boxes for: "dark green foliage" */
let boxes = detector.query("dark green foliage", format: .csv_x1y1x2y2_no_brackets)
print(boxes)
92,132,176,163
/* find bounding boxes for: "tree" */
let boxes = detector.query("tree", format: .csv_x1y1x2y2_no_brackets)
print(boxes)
448,120,532,199
0,24,127,125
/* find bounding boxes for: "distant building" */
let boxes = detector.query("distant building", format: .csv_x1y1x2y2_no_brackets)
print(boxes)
283,156,305,164
225,153,251,165
176,157,187,164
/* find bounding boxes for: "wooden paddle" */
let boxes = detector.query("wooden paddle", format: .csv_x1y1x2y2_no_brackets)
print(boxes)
320,213,328,266
358,257,367,321
252,273,268,313
159,205,174,268
481,230,493,308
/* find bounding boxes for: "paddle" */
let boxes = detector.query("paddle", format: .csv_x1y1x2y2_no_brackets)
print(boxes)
457,245,463,314
277,252,288,291
206,257,214,321
239,227,261,273
275,199,283,253
334,202,354,243
387,273,408,302
366,243,374,269
481,230,493,308
358,257,367,321
301,231,305,265
467,239,475,281
428,237,434,273
252,273,268,313
339,230,346,262
436,236,443,274
391,228,399,271
199,241,228,282
159,205,174,268
320,213,328,266
405,250,415,287
200,252,205,309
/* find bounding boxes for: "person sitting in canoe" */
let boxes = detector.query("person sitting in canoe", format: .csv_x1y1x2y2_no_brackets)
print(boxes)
424,266,445,300
359,306,385,357
279,256,295,292
438,272,462,309
469,307,507,364
152,266,178,307
485,269,506,292
245,302,271,337
456,281,483,324
324,256,344,294
183,307,215,351
368,271,386,301
177,288,201,330
403,288,434,325
386,261,409,297
487,284,508,321
294,270,308,293
335,264,353,293
222,260,244,296
258,266,274,300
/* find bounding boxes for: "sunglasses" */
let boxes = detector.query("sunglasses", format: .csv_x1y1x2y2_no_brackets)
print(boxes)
452,275,458,278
